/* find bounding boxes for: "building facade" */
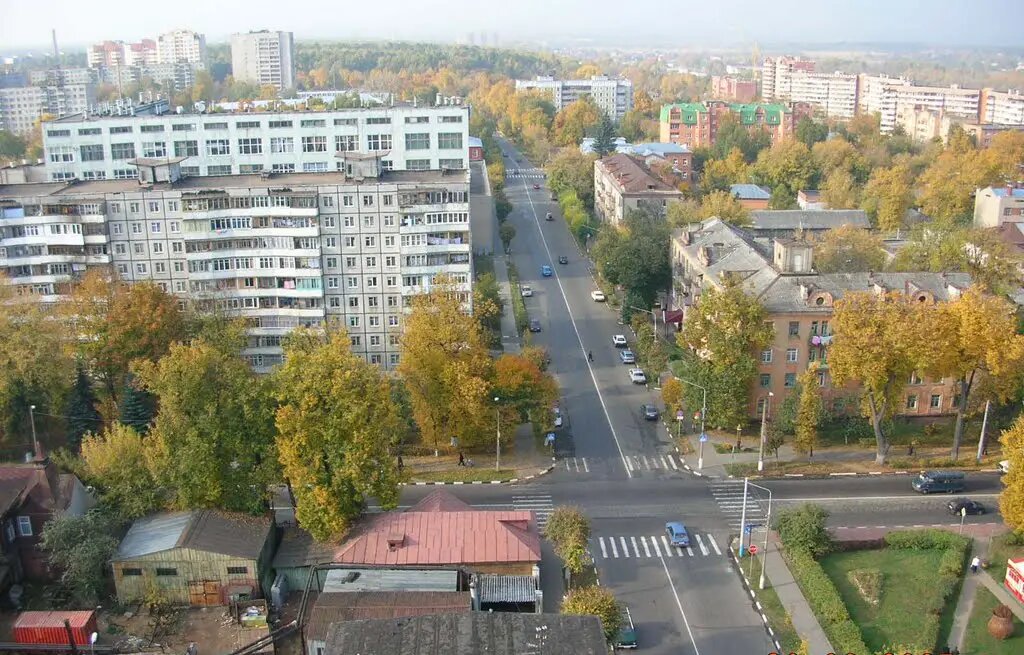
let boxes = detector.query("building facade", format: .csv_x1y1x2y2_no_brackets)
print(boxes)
40,104,470,182
514,76,633,120
593,154,684,227
858,75,981,133
787,72,859,119
659,101,811,149
0,84,96,136
156,30,207,65
980,88,1024,126
974,185,1024,229
760,56,816,101
87,40,158,68
710,76,758,103
230,31,295,90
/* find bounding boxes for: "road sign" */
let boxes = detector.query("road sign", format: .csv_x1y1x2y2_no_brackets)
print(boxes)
748,544,758,555
744,523,762,533
699,433,708,442
961,506,967,517
676,410,685,421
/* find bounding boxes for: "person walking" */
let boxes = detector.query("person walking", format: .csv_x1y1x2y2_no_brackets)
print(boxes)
458,451,466,467
971,555,981,573
588,350,593,362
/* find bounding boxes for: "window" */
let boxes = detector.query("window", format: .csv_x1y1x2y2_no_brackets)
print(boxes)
204,122,228,130
405,133,431,150
345,256,357,267
122,568,143,576
226,566,248,575
238,138,263,154
438,132,463,149
406,159,431,171
78,127,101,135
756,398,766,415
335,135,357,152
930,394,941,409
236,120,260,129
153,243,164,255
367,134,392,151
343,195,354,207
114,244,126,255
270,137,294,153
141,124,164,133
206,139,230,156
136,263,148,274
366,117,391,125
269,120,292,129
301,119,326,128
906,395,918,410
172,123,196,132
784,373,796,387
370,334,381,345
786,348,798,363
385,256,396,267
788,321,799,337
303,162,328,172
348,316,360,328
174,140,199,157
80,144,104,161
272,163,295,173
131,222,142,233
335,118,357,126
364,236,376,247
150,221,162,232
208,165,232,175
155,568,178,576
405,116,429,124
302,136,327,152
142,142,167,158
761,349,773,363
439,158,463,169
16,516,32,537
111,142,135,160
112,223,123,234
760,374,771,388
111,125,133,134
909,372,922,385
345,237,356,247
48,145,74,163
46,129,70,137
440,115,463,123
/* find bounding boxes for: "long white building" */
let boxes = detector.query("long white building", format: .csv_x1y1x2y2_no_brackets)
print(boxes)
156,30,206,65
787,72,859,119
40,104,470,182
858,75,982,133
230,31,295,91
514,76,633,120
981,89,1024,126
0,158,471,371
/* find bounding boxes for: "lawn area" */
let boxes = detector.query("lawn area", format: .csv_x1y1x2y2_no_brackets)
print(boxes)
820,548,956,653
988,533,1024,582
505,258,529,336
962,586,1024,654
404,467,518,483
746,555,801,653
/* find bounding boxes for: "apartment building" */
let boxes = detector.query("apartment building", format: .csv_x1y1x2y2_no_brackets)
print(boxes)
514,76,633,120
670,218,970,419
29,69,99,86
87,40,158,68
0,84,96,136
40,104,470,182
980,88,1024,126
230,31,295,91
0,159,471,372
710,76,758,103
593,154,683,227
659,101,812,149
858,75,981,133
788,72,859,119
974,185,1024,229
156,30,206,65
760,56,816,101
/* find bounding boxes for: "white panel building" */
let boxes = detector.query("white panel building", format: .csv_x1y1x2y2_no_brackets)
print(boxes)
858,75,981,133
787,72,859,119
230,31,295,91
514,76,633,120
981,89,1024,126
156,30,207,65
0,84,96,136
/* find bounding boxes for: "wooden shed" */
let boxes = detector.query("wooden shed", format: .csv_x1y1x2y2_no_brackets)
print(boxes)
111,510,274,606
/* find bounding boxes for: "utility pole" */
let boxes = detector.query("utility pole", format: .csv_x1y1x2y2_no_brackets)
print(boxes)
29,404,39,457
976,400,991,464
757,392,773,472
738,476,749,557
675,377,708,470
494,396,501,471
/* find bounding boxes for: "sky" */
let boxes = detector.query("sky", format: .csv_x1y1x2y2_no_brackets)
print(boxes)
3,0,1023,51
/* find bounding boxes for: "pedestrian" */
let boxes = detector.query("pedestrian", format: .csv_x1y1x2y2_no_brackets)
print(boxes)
588,350,593,362
458,451,466,467
397,455,404,472
971,555,981,573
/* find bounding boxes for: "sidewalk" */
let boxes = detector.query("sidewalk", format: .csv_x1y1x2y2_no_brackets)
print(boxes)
949,538,992,649
493,252,521,354
765,535,834,654
978,567,1024,623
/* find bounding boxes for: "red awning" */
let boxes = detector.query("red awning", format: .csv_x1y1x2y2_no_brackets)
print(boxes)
664,309,685,324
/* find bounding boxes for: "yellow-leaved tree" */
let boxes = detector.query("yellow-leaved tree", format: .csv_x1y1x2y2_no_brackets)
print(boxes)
79,422,161,519
998,414,1024,534
794,367,823,458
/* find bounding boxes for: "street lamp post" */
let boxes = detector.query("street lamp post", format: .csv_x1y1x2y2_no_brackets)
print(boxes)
675,378,708,470
626,306,659,344
28,404,39,456
737,477,773,589
494,397,501,472
757,392,774,473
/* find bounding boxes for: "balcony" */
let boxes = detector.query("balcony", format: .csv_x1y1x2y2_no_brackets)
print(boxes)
808,334,833,346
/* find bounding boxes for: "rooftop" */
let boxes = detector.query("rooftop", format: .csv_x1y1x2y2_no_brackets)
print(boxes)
673,218,780,297
597,153,682,195
730,183,771,200
114,510,272,561
324,612,607,655
758,272,972,313
749,209,870,231
321,568,459,593
990,186,1024,198
49,103,468,124
307,592,470,643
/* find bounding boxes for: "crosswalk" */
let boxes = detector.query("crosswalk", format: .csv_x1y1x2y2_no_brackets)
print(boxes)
593,532,723,560
710,480,770,529
506,170,545,179
625,453,681,473
559,453,682,475
562,457,590,473
512,493,553,531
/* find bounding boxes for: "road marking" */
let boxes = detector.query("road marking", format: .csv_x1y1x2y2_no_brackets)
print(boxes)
668,455,679,470
641,536,651,558
609,537,619,558
650,536,662,557
695,533,709,556
572,457,580,473
599,537,608,559
708,534,722,556
620,537,629,558
520,177,633,477
582,457,590,473
626,457,634,472
777,493,1000,502
686,546,694,557
661,535,674,556
660,455,669,469
564,460,571,472
631,536,640,558
658,554,703,655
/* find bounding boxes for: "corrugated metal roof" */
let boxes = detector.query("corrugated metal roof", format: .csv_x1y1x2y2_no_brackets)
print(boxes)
730,184,771,200
306,592,470,642
322,568,458,593
114,510,272,561
115,511,192,559
478,574,537,603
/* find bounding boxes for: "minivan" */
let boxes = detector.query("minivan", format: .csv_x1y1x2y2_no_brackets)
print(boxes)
912,470,966,494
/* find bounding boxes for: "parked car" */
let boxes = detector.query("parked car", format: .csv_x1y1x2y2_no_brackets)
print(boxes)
948,499,985,515
521,285,533,297
628,368,647,384
619,349,635,364
528,319,542,332
999,460,1010,474
533,183,541,190
553,406,563,428
541,265,553,277
641,404,659,421
591,290,607,302
665,522,690,547
615,606,637,649
558,255,568,264
546,212,554,221
551,191,558,201
612,334,628,347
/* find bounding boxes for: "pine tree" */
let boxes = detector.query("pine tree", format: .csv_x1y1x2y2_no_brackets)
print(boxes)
118,375,153,435
65,363,102,450
592,115,617,157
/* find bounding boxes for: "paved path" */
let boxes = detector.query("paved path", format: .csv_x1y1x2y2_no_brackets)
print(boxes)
766,535,834,654
978,567,1024,622
493,251,521,354
949,538,992,649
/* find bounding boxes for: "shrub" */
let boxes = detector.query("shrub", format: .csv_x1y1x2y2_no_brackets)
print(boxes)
546,505,591,575
785,548,870,655
938,546,967,577
884,529,969,551
562,586,622,642
775,504,833,558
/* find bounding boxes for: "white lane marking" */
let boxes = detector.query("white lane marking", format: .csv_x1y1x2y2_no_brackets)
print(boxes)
582,457,590,473
626,457,634,472
650,536,662,557
695,533,709,556
686,546,694,557
564,460,570,472
641,536,651,558
599,537,608,559
708,534,722,556
520,178,632,477
658,555,703,655
573,458,580,473
668,455,679,470
631,536,640,558
620,537,630,558
610,537,619,558
661,535,674,556
660,455,669,469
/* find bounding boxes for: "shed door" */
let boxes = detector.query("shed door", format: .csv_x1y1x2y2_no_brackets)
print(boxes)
188,580,221,606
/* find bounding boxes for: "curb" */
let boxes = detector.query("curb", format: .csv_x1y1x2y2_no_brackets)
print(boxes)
661,420,717,479
726,468,1002,480
727,537,783,652
401,463,556,487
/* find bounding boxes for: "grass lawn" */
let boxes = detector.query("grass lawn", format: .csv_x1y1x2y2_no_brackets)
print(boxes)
962,586,1024,654
746,555,801,653
404,467,518,483
821,548,956,652
988,533,1024,583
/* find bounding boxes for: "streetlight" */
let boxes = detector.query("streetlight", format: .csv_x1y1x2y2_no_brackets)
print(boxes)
28,404,39,456
674,377,707,470
737,476,774,589
494,396,501,472
757,392,774,472
625,306,659,344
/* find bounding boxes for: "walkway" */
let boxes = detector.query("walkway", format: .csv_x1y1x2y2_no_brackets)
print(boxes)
978,567,1024,623
949,538,992,649
494,253,520,354
765,534,834,654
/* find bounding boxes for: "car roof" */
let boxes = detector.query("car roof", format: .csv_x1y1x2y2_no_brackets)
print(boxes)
666,521,687,531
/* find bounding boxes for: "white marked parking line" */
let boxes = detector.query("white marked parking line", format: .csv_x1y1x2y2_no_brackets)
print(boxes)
610,537,619,558
650,536,662,557
641,536,651,558
695,533,709,556
661,535,674,556
599,537,608,559
620,537,629,558
631,536,640,558
708,534,722,556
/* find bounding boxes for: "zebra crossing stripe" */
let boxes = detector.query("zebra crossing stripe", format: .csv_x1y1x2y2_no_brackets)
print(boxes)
650,536,662,557
661,535,674,557
708,534,722,556
667,455,679,470
620,537,630,558
630,536,640,558
610,537,619,558
641,536,651,558
582,457,590,473
686,546,694,557
659,456,669,469
695,534,709,556
599,537,608,559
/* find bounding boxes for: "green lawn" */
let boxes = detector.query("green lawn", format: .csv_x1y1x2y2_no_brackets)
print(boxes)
405,468,517,483
820,548,957,652
988,533,1024,583
962,586,1024,654
747,555,801,653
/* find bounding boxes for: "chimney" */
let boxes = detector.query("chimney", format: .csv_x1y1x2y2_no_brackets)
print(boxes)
469,575,480,611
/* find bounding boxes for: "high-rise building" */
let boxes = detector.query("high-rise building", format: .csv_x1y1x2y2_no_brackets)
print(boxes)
659,101,812,149
230,31,295,90
514,76,633,120
40,104,470,182
787,72,859,119
858,75,981,133
0,84,95,135
760,56,815,101
710,76,758,103
156,30,207,66
980,89,1024,126
87,40,158,68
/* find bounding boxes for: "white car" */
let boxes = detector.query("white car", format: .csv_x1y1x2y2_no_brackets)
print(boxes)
591,290,606,302
521,285,533,297
628,368,647,385
553,407,563,428
612,334,628,347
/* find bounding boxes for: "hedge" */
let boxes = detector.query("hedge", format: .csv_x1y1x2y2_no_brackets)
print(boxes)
883,528,969,551
785,548,871,655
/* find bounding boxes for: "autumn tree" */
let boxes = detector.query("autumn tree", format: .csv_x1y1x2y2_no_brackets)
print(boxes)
892,226,1023,293
750,139,816,198
830,292,918,464
546,148,598,207
79,423,162,519
546,505,591,575
666,199,702,228
492,354,559,431
136,328,277,514
677,281,774,430
274,329,402,542
562,586,622,642
999,414,1024,534
917,146,1002,225
660,377,684,417
811,137,867,181
812,225,888,273
699,190,751,226
861,163,914,231
795,116,829,148
398,276,493,452
821,168,861,209
552,97,603,147
920,288,1024,459
699,148,749,194
65,363,102,450
793,368,823,458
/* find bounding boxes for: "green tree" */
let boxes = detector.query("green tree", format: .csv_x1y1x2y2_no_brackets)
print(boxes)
812,224,888,273
861,163,914,231
66,363,102,450
820,168,860,209
80,423,161,519
591,114,617,157
593,208,672,309
274,329,402,542
562,586,622,642
892,226,1023,294
499,221,516,252
546,148,598,207
751,139,816,198
699,190,751,226
712,114,771,162
768,184,796,210
0,130,27,159
546,505,591,575
774,504,832,557
794,367,823,458
699,148,748,194
41,511,119,605
998,414,1024,534
795,116,829,148
118,374,153,435
666,199,702,228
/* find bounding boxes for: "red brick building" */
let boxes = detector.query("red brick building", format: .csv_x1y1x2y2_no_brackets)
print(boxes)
659,101,813,149
711,76,759,103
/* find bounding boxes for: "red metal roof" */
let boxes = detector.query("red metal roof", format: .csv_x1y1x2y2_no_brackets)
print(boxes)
14,611,96,629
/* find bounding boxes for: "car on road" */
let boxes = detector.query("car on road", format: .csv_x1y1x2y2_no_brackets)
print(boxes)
948,499,986,515
612,334,627,347
591,290,606,302
912,470,966,494
558,255,568,264
628,368,647,385
999,460,1010,474
665,522,690,547
641,404,659,421
550,191,558,201
521,285,533,297
528,319,542,332
553,406,563,428
619,349,635,364
615,606,637,649
533,183,541,190
541,265,553,277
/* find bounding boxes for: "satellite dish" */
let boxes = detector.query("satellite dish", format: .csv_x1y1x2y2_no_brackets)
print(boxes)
194,101,206,113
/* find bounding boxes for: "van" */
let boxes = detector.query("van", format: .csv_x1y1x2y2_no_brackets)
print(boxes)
998,460,1010,474
912,470,966,494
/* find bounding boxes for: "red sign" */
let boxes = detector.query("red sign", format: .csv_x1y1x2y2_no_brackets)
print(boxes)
748,544,758,555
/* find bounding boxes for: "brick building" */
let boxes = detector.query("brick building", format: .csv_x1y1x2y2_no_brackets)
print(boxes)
710,76,758,103
659,101,812,149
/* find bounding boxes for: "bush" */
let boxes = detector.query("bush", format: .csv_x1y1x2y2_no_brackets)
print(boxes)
775,504,833,558
546,505,591,575
884,529,969,551
938,546,967,577
785,548,871,655
562,586,622,642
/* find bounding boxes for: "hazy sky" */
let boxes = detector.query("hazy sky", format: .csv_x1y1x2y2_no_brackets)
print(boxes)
3,0,1023,50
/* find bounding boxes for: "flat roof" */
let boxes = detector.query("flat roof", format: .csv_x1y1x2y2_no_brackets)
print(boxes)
321,568,459,593
50,104,470,124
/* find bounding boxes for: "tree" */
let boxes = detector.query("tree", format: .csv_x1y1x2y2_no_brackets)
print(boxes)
80,423,161,519
829,292,918,464
137,329,277,514
677,281,774,430
661,377,684,417
812,225,888,273
398,275,493,452
274,329,402,542
552,97,603,147
699,190,751,226
191,69,215,102
0,130,27,160
768,184,796,210
499,221,516,252
633,90,654,114
575,64,602,78
795,117,829,149
546,148,598,207
774,504,832,557
492,354,558,428
65,363,102,450
861,163,914,231
666,199,702,228
998,414,1024,534
751,139,816,197
921,288,1024,459
811,137,867,180
917,146,1002,225
699,148,748,194
892,225,1023,294
118,374,154,434
593,208,672,309
794,368,823,458
712,114,771,162
820,168,860,209
562,586,622,642
591,114,617,157
546,505,591,575
41,511,118,605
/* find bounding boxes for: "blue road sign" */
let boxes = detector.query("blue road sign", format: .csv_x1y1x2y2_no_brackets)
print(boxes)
699,433,708,442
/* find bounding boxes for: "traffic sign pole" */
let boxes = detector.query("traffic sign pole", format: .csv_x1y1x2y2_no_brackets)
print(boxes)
738,477,749,557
